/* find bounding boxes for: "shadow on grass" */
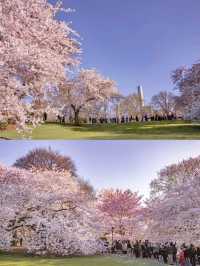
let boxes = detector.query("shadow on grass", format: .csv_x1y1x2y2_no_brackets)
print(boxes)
0,252,97,265
0,252,121,266
1,121,200,140
67,121,200,136
0,253,165,266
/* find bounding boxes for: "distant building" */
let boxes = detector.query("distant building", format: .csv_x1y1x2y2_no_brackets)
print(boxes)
137,85,145,108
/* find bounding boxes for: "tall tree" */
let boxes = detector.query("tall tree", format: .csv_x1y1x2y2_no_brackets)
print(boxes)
151,91,176,116
13,148,96,199
146,156,200,244
13,147,77,175
150,156,200,198
118,93,143,119
0,164,103,255
172,64,200,120
0,0,80,131
98,189,142,240
49,69,119,125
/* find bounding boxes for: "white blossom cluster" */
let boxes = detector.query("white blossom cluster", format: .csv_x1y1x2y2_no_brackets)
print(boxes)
0,165,104,256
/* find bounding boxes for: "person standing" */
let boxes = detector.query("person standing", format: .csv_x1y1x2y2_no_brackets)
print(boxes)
122,241,127,255
172,243,177,264
179,247,186,266
197,247,200,265
168,243,174,265
189,244,196,266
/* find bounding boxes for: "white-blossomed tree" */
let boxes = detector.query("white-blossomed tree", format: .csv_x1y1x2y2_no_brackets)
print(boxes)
48,69,119,125
0,164,104,255
172,64,200,120
145,156,200,245
0,0,80,131
1,150,200,256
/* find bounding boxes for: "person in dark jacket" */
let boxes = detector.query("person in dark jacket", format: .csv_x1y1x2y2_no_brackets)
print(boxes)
189,244,196,266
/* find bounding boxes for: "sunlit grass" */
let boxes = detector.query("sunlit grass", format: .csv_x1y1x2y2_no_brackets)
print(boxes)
0,120,199,140
0,253,164,266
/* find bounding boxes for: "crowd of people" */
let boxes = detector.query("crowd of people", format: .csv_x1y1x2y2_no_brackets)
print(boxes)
43,112,181,125
102,239,200,266
88,113,178,124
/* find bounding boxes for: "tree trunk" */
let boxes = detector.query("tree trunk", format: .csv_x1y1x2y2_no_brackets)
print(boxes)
74,109,80,126
71,105,81,126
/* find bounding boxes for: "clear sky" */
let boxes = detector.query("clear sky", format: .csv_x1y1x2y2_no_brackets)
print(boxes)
49,0,200,101
0,141,199,198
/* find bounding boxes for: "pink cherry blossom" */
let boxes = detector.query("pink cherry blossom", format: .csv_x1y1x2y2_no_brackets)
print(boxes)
0,0,80,131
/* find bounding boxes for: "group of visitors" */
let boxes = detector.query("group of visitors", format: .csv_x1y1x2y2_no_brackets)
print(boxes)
89,113,178,124
43,112,180,125
102,239,200,266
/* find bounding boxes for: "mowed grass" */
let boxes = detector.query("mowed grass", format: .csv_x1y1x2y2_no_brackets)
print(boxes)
0,120,200,140
0,253,162,266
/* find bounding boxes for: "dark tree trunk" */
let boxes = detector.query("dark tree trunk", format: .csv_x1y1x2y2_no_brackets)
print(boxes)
71,105,81,126
74,110,80,126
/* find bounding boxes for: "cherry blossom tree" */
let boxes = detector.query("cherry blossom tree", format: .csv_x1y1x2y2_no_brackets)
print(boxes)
84,99,110,123
14,147,95,199
97,189,143,241
146,156,200,245
150,156,200,197
13,147,77,176
0,0,80,131
49,69,119,125
172,64,200,120
77,177,96,200
0,165,104,255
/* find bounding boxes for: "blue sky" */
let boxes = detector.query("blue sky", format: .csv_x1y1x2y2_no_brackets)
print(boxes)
0,141,199,198
49,0,200,101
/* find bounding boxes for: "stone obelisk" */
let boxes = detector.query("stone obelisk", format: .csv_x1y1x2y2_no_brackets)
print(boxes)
137,85,144,108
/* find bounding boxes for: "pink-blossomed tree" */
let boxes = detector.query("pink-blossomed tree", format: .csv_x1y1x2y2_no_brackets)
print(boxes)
98,189,143,241
0,165,105,256
0,0,80,131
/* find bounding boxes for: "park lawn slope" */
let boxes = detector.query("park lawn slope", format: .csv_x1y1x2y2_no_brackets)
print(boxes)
0,254,164,266
0,120,200,140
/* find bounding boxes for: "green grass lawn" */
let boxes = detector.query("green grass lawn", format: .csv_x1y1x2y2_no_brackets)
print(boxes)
0,120,200,140
0,253,163,266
